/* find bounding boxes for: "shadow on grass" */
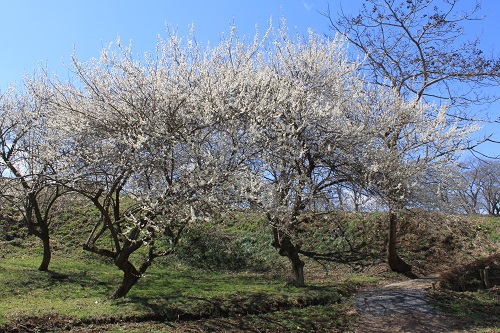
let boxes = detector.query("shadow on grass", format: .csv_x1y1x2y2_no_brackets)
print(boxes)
298,248,377,266
0,260,358,332
106,297,354,333
42,269,117,296
175,302,354,333
428,288,500,331
118,279,354,325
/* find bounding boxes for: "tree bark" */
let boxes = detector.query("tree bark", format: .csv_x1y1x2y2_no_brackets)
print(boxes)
38,226,51,271
26,191,54,271
387,210,411,273
272,229,305,287
289,250,305,287
111,261,141,299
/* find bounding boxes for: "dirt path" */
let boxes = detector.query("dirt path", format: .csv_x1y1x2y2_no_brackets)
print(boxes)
350,278,467,333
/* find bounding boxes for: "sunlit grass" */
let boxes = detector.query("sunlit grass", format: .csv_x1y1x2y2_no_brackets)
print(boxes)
0,255,120,325
0,253,357,329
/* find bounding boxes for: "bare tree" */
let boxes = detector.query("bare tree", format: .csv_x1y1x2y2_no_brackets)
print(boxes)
480,161,500,216
455,158,500,215
476,160,500,215
455,158,484,214
322,0,500,111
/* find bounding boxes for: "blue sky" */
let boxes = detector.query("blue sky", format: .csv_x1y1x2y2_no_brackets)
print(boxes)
1,0,499,157
1,0,338,88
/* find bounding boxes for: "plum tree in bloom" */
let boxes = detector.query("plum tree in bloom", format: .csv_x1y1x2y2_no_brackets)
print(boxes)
17,14,477,293
0,86,68,271
346,87,477,272
322,0,493,272
242,24,365,286
37,28,264,298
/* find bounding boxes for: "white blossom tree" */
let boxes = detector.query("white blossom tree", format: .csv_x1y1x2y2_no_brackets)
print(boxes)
34,27,263,297
12,12,479,292
345,87,477,272
0,86,68,271
241,24,366,286
321,0,495,272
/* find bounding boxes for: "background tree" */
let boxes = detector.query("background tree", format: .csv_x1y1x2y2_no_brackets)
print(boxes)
477,160,500,215
0,87,67,271
454,159,500,216
345,86,476,272
322,0,498,272
456,158,484,214
323,0,500,111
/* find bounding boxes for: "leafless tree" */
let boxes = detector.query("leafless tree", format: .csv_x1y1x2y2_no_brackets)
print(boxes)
322,0,500,111
456,158,484,214
478,161,500,215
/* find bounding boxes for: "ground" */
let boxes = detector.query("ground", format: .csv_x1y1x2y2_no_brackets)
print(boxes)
351,278,497,333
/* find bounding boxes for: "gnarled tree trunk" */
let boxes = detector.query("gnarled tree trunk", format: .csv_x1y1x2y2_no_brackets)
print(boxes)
110,245,155,299
112,272,140,299
289,249,305,287
111,260,142,299
26,193,53,271
272,228,305,287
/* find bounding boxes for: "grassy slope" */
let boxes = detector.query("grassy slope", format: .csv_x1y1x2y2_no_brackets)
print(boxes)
0,207,498,332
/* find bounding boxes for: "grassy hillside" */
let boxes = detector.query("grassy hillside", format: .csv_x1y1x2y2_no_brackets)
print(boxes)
0,205,498,332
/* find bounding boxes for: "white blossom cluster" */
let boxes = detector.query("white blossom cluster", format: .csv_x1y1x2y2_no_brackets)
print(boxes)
0,20,476,279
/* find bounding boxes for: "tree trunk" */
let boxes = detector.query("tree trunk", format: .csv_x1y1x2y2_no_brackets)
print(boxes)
289,250,305,287
272,229,305,287
111,263,141,299
38,228,51,271
387,210,411,273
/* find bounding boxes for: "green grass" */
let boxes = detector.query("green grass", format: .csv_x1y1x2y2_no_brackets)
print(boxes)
0,255,118,325
0,253,358,331
64,302,356,333
484,216,500,243
1,208,499,331
428,288,500,331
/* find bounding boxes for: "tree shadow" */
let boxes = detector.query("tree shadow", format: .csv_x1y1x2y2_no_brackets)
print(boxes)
354,284,500,333
427,288,500,331
121,282,348,324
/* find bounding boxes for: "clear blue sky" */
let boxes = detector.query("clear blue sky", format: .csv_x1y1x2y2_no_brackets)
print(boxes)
1,0,499,157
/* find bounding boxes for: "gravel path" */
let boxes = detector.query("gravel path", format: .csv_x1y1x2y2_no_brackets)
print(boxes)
350,278,467,333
